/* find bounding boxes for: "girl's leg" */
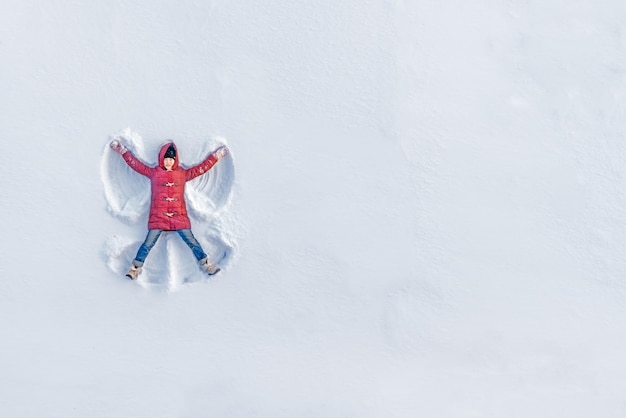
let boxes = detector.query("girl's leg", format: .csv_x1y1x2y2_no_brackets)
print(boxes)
133,230,163,267
177,229,208,261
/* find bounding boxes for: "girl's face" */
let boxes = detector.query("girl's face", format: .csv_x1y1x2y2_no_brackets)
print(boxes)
164,157,175,170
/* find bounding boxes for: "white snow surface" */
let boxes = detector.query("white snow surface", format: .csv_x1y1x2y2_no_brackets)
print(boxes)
3,0,626,416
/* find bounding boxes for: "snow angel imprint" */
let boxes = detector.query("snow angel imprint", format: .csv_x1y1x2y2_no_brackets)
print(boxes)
110,139,229,280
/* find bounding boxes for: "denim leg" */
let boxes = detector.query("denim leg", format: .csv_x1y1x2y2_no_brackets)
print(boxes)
133,229,163,266
177,229,207,261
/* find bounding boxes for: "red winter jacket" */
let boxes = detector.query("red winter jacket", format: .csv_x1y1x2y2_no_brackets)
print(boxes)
121,142,221,231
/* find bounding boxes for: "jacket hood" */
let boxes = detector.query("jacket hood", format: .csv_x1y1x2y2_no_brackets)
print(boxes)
158,141,179,170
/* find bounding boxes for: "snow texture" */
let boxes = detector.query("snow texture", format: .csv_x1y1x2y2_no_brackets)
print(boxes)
4,0,626,417
101,128,236,290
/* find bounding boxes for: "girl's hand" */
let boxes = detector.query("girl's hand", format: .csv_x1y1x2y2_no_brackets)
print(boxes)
214,146,229,159
110,140,127,155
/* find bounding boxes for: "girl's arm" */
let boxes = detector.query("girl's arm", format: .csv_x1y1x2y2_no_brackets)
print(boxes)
185,146,229,181
110,140,154,177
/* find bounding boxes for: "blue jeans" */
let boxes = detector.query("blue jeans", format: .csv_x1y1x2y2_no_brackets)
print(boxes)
132,229,207,267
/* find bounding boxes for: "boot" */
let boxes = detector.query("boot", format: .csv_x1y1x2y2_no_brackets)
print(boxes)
200,258,221,275
126,265,141,280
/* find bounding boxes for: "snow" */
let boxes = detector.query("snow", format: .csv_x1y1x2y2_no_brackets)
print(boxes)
3,0,626,416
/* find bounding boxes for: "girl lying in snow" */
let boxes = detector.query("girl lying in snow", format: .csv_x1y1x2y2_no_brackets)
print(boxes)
110,140,229,280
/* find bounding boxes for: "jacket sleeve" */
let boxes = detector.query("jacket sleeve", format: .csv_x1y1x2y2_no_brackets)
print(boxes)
185,151,220,181
121,150,154,177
